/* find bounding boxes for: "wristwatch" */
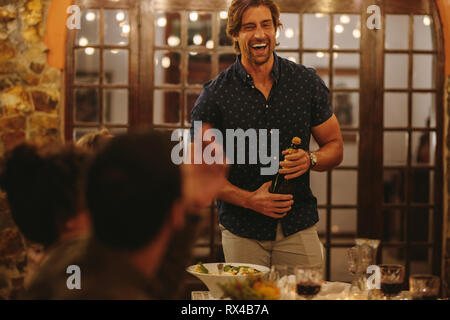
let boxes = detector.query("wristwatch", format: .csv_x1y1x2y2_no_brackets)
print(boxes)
309,151,317,169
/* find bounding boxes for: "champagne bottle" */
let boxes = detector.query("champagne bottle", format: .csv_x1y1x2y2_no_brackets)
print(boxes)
269,136,302,195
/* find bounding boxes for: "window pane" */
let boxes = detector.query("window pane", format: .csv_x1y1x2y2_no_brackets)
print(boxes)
413,15,434,51
384,54,408,89
219,53,237,73
310,171,326,205
186,91,201,125
278,13,299,49
155,51,181,85
412,93,435,128
339,132,358,166
303,14,329,49
385,15,409,50
219,14,233,46
410,254,432,274
75,10,100,46
188,12,212,47
74,88,99,123
333,53,359,89
383,169,405,204
412,131,436,166
104,49,128,85
331,209,357,237
277,52,299,65
382,247,406,266
384,132,408,166
333,14,360,49
188,53,212,84
333,92,359,128
384,93,408,128
104,9,129,45
104,89,128,124
153,90,180,125
413,54,435,89
383,210,405,242
155,12,181,47
75,48,99,84
303,52,329,87
332,170,357,205
410,170,433,204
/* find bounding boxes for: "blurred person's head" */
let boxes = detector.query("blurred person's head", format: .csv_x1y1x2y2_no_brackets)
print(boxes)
226,0,282,64
0,143,92,248
76,128,114,152
86,130,183,277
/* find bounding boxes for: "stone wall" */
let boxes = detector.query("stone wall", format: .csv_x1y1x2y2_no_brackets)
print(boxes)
0,0,62,299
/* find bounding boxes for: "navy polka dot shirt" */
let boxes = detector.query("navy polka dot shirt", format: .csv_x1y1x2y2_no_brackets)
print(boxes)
191,52,333,241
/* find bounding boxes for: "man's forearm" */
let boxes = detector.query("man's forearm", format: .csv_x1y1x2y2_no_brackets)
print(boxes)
216,180,252,209
312,139,343,172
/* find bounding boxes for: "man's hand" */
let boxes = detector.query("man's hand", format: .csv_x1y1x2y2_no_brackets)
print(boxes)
278,149,311,180
246,181,293,218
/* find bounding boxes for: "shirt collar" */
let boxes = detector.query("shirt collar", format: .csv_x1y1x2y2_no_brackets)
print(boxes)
234,51,280,84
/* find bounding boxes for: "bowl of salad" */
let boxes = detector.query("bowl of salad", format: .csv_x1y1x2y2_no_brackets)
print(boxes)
186,262,270,298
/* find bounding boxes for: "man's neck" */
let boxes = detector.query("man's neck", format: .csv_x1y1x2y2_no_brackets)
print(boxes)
241,53,274,84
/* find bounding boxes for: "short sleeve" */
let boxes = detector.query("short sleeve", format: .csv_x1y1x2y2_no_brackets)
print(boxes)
190,84,222,139
309,68,333,127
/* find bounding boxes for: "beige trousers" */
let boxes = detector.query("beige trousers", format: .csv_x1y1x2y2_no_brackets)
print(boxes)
220,223,324,269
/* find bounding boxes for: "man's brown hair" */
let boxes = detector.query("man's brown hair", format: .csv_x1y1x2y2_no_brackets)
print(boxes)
226,0,283,53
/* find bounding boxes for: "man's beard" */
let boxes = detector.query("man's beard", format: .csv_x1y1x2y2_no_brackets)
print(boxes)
243,39,273,65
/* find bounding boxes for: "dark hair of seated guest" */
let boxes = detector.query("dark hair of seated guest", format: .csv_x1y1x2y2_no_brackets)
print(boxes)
86,130,181,251
0,143,92,248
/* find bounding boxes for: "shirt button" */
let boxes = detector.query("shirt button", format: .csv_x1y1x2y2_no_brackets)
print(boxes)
251,86,254,89
266,104,269,108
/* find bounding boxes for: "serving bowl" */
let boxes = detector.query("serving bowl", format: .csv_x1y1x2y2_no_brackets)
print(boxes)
186,262,270,298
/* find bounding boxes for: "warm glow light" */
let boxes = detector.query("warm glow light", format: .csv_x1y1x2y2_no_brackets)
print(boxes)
334,24,344,33
168,35,180,46
284,28,294,39
287,56,297,63
334,53,339,59
189,12,198,22
352,29,361,39
85,12,96,21
193,34,203,45
161,57,171,68
340,15,350,24
189,52,198,56
122,24,130,34
206,40,214,49
333,44,339,49
84,47,95,55
79,37,88,46
116,11,125,22
315,13,324,18
119,41,126,46
423,16,431,26
111,50,119,54
220,11,228,20
316,52,324,58
157,17,167,27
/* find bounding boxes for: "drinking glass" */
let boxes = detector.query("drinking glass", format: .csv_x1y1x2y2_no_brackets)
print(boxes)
409,274,440,300
379,264,405,299
269,265,296,299
294,265,323,300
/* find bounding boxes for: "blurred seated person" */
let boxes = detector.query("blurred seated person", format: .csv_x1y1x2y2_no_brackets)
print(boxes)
76,127,114,152
24,129,227,299
0,143,93,291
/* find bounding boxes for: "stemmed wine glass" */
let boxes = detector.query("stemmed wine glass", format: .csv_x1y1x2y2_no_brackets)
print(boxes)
294,265,323,300
409,274,440,300
379,264,405,299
